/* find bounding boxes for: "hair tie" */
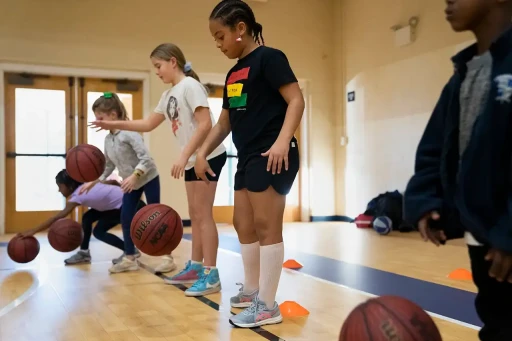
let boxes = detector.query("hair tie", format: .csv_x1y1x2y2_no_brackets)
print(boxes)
103,92,113,99
184,62,192,73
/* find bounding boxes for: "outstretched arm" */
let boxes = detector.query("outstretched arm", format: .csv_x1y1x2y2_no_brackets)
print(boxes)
20,202,79,237
92,113,165,133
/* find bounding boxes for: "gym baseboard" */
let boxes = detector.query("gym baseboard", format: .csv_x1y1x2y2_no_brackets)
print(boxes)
182,217,353,226
309,215,353,223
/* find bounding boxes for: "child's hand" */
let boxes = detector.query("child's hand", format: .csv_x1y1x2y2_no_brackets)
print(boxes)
261,138,290,174
79,181,98,194
121,175,137,193
418,211,446,246
88,120,113,132
485,249,512,283
194,154,215,184
171,155,188,179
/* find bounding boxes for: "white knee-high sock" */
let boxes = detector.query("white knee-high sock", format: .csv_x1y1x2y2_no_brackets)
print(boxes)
240,241,260,293
258,242,284,309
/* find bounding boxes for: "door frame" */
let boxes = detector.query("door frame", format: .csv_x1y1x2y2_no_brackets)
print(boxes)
0,63,151,235
199,73,312,223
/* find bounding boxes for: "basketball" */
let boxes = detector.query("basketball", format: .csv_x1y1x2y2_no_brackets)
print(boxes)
373,216,392,235
66,144,106,182
7,236,40,263
130,204,183,256
48,218,84,252
339,296,442,341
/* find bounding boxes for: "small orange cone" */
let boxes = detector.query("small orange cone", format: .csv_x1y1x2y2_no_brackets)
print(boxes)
279,301,310,317
448,268,472,280
283,259,303,269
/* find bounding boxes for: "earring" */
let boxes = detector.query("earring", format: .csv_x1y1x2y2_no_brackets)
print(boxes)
236,36,242,42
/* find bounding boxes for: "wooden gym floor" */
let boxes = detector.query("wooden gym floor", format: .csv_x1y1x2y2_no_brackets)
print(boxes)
0,222,479,341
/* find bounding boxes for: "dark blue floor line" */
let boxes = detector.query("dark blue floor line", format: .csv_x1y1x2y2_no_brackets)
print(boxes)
182,233,482,328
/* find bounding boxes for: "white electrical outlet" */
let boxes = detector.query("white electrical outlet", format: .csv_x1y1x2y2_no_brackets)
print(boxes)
340,136,348,146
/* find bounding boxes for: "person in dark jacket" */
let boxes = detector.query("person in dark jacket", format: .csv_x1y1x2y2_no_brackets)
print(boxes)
404,1,512,340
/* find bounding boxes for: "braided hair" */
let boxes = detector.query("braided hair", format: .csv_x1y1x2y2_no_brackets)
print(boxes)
209,0,265,46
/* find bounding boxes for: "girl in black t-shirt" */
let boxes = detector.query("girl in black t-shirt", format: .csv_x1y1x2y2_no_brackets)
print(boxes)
195,0,305,328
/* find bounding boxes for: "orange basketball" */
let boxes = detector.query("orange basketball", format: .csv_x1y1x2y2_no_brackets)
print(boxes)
48,218,83,252
7,235,40,263
66,144,106,182
339,296,442,341
130,204,183,256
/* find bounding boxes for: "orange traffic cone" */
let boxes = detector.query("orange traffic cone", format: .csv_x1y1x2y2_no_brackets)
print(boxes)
448,268,472,280
279,301,310,317
283,259,303,269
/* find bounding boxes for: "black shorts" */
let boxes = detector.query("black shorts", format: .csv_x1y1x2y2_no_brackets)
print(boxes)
185,152,227,182
234,137,299,195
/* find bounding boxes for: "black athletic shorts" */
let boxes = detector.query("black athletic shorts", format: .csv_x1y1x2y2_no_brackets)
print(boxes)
185,152,227,182
234,137,299,195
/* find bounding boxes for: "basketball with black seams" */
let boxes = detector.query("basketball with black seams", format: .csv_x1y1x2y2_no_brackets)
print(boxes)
48,218,84,252
339,296,443,341
7,235,40,263
130,204,183,256
66,144,106,182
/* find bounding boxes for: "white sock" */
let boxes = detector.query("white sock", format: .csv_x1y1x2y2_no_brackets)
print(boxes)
259,242,284,309
240,241,260,293
191,260,202,265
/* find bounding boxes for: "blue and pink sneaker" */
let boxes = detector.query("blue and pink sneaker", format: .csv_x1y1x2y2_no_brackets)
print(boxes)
230,283,258,308
164,260,202,284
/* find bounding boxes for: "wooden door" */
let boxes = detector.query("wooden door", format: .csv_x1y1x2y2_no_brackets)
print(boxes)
4,73,74,233
4,74,144,232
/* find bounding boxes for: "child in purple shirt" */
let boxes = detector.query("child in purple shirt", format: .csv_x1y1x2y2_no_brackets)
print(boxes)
20,169,145,265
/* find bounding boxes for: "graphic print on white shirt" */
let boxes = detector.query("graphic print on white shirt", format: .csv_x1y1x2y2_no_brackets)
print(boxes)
154,77,226,170
166,95,181,136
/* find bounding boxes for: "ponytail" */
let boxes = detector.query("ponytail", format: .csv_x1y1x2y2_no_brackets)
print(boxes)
184,62,201,82
253,22,264,46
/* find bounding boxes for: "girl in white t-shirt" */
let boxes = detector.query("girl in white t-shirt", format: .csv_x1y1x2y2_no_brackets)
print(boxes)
90,43,226,297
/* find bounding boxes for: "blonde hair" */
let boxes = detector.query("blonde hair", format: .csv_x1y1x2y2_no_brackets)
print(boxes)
92,92,129,120
150,43,200,82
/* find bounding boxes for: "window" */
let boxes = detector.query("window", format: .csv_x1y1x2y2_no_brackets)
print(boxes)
207,87,237,206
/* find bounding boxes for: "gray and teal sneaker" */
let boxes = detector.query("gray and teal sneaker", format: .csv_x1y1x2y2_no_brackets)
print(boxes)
230,283,259,308
229,297,283,328
64,250,91,265
185,267,221,297
164,260,202,284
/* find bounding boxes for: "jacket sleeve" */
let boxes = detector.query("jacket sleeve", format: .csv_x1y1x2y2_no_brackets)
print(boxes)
403,82,452,225
488,161,512,252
